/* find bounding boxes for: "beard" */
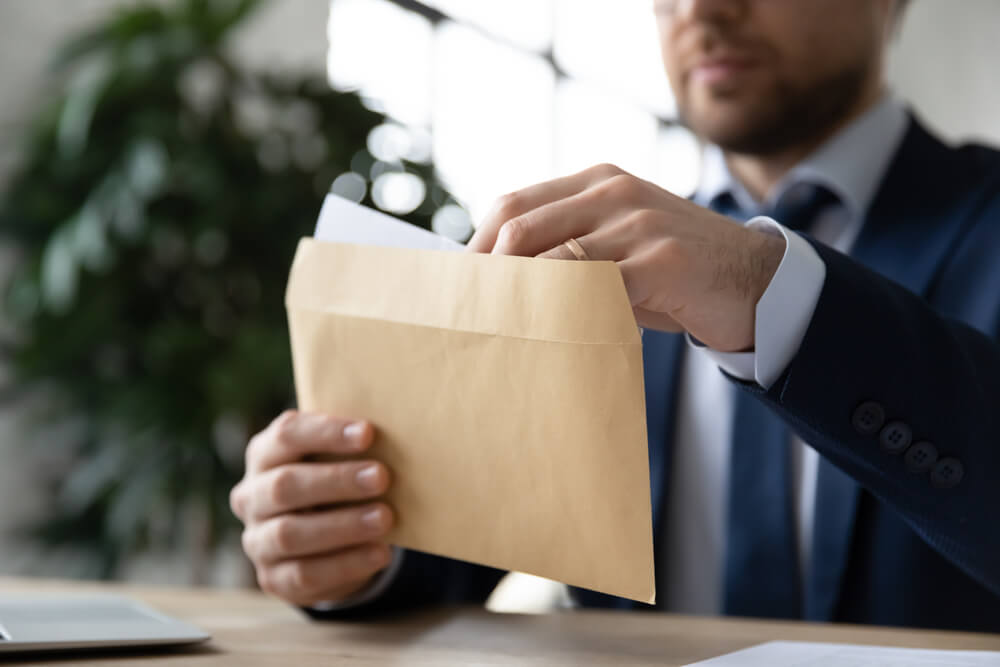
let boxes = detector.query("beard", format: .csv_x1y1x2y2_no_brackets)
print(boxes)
678,58,874,157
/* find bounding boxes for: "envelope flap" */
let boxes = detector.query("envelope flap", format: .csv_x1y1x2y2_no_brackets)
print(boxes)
286,238,641,345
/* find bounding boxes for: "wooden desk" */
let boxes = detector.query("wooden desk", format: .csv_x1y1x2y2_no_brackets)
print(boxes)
3,577,1000,665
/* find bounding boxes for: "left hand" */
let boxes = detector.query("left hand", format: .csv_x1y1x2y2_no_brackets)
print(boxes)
467,163,786,353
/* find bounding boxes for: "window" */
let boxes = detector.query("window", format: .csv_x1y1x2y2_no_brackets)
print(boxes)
327,0,700,230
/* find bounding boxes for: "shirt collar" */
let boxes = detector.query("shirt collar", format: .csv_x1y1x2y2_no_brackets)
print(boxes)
694,94,910,220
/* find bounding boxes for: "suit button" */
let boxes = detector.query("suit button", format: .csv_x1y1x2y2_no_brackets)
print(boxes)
904,441,938,473
852,401,885,435
879,421,912,454
930,457,964,489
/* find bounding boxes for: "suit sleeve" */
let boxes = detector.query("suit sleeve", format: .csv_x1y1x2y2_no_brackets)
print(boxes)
732,233,1000,598
302,549,506,619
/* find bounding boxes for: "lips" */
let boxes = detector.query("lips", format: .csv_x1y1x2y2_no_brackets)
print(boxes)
689,54,760,86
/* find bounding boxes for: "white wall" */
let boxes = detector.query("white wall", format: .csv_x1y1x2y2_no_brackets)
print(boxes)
0,0,330,182
890,0,1000,145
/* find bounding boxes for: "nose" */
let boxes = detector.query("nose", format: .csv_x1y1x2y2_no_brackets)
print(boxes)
657,0,747,24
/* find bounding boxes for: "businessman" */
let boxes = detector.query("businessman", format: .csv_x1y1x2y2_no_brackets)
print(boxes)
230,0,1000,630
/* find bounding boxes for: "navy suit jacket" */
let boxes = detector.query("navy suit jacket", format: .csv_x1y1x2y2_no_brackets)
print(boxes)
311,118,1000,632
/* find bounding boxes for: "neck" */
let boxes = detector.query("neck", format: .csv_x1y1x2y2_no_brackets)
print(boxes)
724,86,886,202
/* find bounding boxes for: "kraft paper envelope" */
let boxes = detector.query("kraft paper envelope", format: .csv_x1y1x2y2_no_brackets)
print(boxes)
285,205,655,603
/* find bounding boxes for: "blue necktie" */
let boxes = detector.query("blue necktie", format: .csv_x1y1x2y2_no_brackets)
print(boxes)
710,185,838,619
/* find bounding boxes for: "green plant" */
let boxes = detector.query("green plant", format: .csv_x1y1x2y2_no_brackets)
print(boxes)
0,0,459,581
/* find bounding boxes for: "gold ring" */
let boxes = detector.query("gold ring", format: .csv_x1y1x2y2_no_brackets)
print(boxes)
563,237,590,261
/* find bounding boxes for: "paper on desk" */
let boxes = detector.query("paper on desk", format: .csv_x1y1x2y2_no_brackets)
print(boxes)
685,641,1000,666
285,195,655,603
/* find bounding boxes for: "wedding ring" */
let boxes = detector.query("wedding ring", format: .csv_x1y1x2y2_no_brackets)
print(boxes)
563,237,590,261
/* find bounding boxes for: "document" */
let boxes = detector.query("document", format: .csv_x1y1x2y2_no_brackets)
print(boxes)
686,641,1000,666
284,195,655,603
313,194,464,252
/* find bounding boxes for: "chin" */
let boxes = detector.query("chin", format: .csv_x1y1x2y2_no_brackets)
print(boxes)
684,105,761,148
680,95,793,155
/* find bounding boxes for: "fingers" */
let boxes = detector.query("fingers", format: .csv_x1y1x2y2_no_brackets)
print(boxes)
491,172,655,258
232,411,396,607
537,239,584,261
467,163,624,253
537,231,609,261
617,243,690,334
538,209,665,262
242,503,394,564
618,245,675,310
247,410,375,474
257,543,394,607
232,460,391,521
487,191,597,257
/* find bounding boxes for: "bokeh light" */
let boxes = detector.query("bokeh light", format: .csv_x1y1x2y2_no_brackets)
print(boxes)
367,123,413,163
371,171,427,214
431,204,474,242
329,171,367,202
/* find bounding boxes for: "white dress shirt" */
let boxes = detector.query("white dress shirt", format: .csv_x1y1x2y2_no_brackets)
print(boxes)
663,95,909,614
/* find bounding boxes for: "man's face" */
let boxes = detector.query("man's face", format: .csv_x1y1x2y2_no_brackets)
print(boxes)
656,0,894,155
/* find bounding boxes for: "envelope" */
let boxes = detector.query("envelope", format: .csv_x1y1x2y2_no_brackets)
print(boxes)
284,206,655,603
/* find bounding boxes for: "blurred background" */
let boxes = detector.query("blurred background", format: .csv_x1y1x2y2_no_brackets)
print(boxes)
0,0,998,590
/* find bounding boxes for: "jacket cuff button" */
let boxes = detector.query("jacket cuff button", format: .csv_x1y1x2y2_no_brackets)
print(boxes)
930,457,964,489
904,441,939,474
879,421,912,454
852,401,885,435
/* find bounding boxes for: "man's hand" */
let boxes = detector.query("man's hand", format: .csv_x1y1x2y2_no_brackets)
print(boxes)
230,411,394,607
468,164,786,352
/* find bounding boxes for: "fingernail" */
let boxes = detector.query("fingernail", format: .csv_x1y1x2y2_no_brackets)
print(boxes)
343,422,366,448
355,464,382,493
361,507,385,530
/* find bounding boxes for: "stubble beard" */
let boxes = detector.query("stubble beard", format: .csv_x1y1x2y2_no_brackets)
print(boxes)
679,59,875,158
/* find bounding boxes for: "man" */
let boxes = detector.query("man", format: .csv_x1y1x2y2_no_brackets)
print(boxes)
229,0,1000,630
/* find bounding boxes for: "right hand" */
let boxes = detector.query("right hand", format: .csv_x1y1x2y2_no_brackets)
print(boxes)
229,410,395,607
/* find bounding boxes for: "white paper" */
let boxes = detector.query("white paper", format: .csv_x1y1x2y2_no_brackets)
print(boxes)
686,641,1000,666
314,194,464,252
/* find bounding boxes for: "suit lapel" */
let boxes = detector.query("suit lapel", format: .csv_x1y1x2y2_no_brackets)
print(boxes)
847,118,975,296
806,117,976,620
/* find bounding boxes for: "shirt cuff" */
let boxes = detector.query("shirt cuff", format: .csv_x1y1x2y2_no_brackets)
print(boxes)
308,546,404,612
690,216,826,388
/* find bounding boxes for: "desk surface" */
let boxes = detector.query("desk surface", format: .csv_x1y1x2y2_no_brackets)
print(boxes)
3,576,1000,666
